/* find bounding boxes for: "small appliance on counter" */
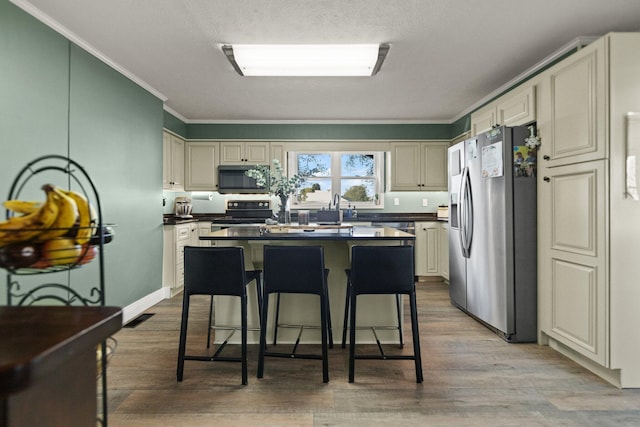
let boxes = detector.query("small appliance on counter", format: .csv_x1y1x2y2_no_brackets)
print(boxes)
174,196,193,218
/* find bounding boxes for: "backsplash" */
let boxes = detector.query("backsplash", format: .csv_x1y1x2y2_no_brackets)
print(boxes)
162,190,448,216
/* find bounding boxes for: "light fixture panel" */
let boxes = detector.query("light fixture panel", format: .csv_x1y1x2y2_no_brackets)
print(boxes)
223,44,389,77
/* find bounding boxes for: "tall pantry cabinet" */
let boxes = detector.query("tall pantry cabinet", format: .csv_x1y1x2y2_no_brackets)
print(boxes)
537,33,640,387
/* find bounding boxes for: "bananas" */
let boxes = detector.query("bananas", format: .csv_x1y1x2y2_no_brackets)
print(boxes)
36,186,79,242
3,200,42,214
0,184,97,248
59,188,97,245
0,185,59,247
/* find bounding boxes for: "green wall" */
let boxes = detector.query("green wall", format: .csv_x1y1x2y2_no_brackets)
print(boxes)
0,1,164,307
187,123,455,140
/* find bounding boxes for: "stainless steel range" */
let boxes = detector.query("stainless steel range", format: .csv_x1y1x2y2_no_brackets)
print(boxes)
211,200,272,229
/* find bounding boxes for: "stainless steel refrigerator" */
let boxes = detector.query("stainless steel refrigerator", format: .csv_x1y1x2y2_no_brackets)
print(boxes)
448,125,537,342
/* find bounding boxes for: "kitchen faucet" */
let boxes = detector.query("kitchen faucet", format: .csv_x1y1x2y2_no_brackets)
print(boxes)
332,192,340,211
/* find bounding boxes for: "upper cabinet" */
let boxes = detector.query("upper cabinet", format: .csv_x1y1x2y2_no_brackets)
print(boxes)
536,37,607,168
162,131,184,191
470,85,536,136
220,141,270,165
390,142,449,191
185,141,220,191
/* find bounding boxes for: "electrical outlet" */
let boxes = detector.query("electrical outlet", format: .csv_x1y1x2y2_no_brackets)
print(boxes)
394,198,400,206
422,198,429,207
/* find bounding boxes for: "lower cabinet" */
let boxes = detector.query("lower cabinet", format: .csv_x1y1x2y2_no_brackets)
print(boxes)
197,221,213,246
415,222,440,277
162,223,195,297
539,160,607,365
439,222,449,280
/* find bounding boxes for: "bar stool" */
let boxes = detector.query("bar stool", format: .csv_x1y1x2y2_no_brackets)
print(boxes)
206,270,262,349
348,245,423,383
177,246,261,385
258,245,331,383
341,268,403,348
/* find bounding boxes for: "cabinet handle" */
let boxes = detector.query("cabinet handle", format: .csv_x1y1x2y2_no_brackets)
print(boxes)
543,176,550,182
543,155,550,160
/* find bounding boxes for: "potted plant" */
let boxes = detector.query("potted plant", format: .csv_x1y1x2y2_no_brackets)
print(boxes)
245,159,304,224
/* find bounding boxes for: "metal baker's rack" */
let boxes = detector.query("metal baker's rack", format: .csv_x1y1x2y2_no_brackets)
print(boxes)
1,154,114,426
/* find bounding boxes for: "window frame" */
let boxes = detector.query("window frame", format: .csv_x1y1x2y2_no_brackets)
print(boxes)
288,150,384,210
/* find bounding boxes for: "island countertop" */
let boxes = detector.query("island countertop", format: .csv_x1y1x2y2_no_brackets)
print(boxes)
200,224,415,241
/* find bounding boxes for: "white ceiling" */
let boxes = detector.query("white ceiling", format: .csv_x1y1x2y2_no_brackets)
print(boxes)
13,0,640,123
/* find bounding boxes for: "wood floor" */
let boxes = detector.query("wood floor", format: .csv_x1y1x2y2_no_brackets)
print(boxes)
106,280,640,426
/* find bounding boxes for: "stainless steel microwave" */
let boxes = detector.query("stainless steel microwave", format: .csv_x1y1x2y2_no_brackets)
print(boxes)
218,165,269,194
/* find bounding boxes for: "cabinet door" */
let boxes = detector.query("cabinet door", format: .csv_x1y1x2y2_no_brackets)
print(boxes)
541,38,606,167
185,141,219,191
422,143,448,190
390,142,421,191
162,132,172,190
220,142,244,164
470,107,496,137
539,160,607,365
244,142,270,164
163,132,185,190
415,222,440,276
439,223,449,280
496,85,536,127
220,141,270,164
170,136,184,190
167,135,185,190
270,142,286,168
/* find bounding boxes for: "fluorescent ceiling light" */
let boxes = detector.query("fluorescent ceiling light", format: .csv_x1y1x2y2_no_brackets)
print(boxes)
222,44,389,76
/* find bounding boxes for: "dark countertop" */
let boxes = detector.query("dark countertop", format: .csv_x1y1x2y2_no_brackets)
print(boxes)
200,225,415,241
163,212,443,226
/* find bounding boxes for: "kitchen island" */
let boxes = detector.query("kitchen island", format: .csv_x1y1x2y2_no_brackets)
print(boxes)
200,225,415,344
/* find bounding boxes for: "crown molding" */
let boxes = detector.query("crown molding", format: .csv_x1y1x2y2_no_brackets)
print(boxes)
11,0,168,102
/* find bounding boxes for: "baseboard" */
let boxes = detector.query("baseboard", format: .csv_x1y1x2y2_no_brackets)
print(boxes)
121,287,169,325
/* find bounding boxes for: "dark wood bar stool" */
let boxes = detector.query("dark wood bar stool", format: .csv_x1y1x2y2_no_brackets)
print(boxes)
177,246,261,385
258,245,331,383
348,245,423,383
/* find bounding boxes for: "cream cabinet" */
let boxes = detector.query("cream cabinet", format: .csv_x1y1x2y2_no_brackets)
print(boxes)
197,221,213,247
162,131,185,191
390,142,449,191
162,223,193,297
220,141,270,165
415,221,440,276
185,141,220,191
439,222,449,281
537,37,607,168
537,33,640,387
539,160,607,365
470,85,536,136
270,142,286,168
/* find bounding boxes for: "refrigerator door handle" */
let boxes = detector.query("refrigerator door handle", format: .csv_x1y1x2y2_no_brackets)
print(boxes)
464,169,473,255
459,166,470,258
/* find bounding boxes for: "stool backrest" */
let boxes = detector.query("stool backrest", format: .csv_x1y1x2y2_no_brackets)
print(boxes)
351,245,415,294
184,246,247,296
263,245,325,295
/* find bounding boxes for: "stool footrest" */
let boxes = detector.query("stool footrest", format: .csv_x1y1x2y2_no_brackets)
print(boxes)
354,355,417,360
183,355,242,362
263,352,324,360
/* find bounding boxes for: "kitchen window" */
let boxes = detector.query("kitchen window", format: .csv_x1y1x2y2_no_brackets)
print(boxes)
288,151,384,209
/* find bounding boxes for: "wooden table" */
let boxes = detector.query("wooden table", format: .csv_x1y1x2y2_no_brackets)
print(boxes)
0,306,122,427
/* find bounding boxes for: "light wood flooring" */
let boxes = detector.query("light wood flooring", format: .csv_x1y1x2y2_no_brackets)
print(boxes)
106,280,640,426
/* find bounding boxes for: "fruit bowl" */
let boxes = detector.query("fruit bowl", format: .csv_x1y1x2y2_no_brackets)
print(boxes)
0,224,115,274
